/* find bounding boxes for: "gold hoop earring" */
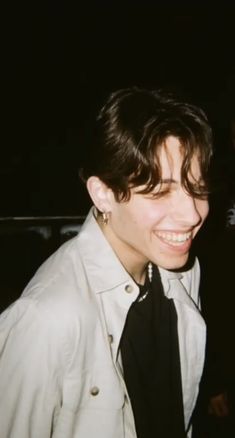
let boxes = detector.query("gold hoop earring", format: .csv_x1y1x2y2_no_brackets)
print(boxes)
102,212,109,225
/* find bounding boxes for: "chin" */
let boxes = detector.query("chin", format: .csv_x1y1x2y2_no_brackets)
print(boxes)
157,253,189,271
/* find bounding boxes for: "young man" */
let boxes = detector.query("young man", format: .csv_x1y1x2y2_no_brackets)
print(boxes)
0,88,212,437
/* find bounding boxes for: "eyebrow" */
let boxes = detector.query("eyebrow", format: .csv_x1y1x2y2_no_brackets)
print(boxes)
161,178,178,184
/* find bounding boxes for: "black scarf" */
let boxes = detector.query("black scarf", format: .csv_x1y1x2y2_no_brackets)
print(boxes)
120,265,186,438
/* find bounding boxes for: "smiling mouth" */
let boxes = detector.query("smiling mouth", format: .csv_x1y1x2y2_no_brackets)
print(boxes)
155,231,192,246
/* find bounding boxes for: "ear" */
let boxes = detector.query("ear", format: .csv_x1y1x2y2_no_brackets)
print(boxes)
86,176,112,212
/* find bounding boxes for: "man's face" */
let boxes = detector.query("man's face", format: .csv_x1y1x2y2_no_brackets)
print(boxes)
103,136,209,272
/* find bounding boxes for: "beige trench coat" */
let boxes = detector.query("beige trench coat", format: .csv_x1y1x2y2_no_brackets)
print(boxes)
0,208,206,437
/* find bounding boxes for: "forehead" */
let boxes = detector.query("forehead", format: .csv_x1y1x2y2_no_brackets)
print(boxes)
158,136,200,177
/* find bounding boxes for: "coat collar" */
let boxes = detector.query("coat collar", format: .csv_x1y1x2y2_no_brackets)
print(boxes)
159,267,199,311
77,208,135,294
78,207,198,310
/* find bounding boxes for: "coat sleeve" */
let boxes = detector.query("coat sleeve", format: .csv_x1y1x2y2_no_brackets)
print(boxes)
0,298,65,438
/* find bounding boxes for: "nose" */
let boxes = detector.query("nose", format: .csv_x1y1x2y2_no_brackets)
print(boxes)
172,188,204,228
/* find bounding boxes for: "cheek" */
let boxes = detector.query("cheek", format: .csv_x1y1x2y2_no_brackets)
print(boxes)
132,205,164,228
198,199,209,222
111,205,141,231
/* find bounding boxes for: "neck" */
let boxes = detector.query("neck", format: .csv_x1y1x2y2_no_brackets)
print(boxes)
130,266,147,285
97,213,149,285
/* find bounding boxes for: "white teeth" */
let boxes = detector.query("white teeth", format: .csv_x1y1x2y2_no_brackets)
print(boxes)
156,231,191,244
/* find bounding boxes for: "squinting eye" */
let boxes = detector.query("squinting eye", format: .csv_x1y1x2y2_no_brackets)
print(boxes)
188,182,210,200
148,187,172,199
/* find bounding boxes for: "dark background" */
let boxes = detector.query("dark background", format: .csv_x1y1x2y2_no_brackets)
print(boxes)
0,5,235,436
1,4,235,217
